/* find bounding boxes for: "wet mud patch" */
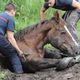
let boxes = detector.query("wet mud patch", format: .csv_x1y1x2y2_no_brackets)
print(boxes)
2,63,80,80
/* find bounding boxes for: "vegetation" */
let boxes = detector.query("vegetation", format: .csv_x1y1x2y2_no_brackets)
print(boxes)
0,0,55,32
0,0,80,38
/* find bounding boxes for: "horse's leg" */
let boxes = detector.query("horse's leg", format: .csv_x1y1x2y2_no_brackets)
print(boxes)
22,56,78,72
44,48,70,59
22,58,59,73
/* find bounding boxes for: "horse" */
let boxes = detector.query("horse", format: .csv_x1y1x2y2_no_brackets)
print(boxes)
15,11,79,60
7,11,79,72
0,11,79,73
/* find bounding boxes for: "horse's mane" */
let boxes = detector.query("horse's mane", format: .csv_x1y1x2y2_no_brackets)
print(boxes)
14,20,48,40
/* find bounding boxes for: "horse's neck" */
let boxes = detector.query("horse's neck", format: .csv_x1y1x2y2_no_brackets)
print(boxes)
39,21,52,32
14,20,53,41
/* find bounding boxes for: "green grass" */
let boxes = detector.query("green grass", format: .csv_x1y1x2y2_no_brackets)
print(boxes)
77,21,80,39
1,0,80,37
0,0,56,31
0,71,7,80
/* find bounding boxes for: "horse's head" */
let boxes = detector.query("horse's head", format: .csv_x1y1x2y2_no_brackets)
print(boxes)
48,11,80,56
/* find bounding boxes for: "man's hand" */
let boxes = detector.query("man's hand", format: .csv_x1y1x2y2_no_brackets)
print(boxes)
7,30,26,61
40,6,46,21
48,0,55,7
19,51,26,61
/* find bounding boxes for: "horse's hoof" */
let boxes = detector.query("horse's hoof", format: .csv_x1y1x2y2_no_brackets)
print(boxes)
56,57,76,71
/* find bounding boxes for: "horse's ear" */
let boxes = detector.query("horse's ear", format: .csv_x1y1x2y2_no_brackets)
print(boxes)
54,11,60,22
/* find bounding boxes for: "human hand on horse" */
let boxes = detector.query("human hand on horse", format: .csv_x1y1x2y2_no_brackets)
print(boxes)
19,50,26,61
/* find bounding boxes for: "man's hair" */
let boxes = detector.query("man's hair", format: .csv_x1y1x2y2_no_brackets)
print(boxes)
5,3,16,11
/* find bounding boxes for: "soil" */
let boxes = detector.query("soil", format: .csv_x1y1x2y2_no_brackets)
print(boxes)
1,49,80,80
1,63,80,80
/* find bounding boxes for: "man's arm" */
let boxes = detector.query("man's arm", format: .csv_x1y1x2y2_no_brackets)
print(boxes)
40,2,49,21
40,0,56,21
7,30,23,55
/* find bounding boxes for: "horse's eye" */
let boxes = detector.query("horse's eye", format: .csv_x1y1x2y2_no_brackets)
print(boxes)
61,31,66,34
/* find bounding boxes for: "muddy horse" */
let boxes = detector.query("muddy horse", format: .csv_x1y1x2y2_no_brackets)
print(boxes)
1,11,80,73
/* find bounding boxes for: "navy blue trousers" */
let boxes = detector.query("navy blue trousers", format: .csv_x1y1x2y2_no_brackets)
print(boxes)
0,35,23,73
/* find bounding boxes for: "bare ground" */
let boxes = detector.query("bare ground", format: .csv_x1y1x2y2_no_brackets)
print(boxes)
1,63,80,80
0,49,80,80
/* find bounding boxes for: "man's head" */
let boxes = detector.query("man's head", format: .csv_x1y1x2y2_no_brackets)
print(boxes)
5,3,16,16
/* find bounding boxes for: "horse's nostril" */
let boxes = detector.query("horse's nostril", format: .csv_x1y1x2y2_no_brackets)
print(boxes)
77,51,80,55
75,52,78,55
75,51,80,55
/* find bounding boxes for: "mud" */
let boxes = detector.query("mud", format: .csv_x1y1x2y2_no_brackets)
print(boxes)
0,62,79,80
1,49,80,80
